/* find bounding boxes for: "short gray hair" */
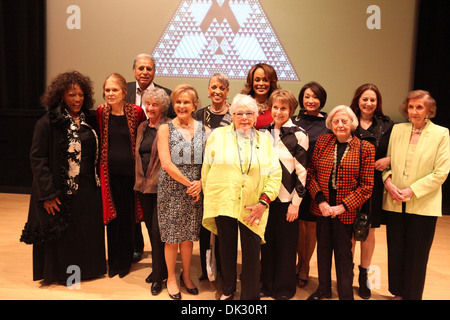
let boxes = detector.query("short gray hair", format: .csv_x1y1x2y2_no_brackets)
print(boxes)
229,94,258,115
132,53,156,70
326,105,359,131
142,87,170,115
209,73,229,88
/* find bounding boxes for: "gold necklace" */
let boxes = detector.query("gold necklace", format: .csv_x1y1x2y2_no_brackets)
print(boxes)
331,142,350,189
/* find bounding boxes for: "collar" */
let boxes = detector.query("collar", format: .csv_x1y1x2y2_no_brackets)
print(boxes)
136,81,155,94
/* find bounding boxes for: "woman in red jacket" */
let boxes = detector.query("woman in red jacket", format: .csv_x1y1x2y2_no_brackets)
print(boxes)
306,105,375,300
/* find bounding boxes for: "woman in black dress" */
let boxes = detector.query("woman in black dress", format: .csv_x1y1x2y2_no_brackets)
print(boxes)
292,81,330,287
20,71,106,285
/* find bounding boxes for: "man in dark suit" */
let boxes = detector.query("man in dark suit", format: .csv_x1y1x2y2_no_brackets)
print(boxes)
127,54,175,270
125,53,176,118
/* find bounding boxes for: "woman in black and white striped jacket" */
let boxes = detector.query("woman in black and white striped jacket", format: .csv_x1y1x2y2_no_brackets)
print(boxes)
261,89,309,300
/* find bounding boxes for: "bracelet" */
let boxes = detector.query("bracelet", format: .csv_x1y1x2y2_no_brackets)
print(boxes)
259,200,269,207
259,194,271,205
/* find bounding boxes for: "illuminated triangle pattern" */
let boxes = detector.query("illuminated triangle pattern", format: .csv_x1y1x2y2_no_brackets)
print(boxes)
152,0,299,80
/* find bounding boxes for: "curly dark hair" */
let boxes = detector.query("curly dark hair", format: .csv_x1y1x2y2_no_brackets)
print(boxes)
41,71,95,111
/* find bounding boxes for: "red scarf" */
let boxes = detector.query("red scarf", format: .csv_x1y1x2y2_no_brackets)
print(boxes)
96,103,145,224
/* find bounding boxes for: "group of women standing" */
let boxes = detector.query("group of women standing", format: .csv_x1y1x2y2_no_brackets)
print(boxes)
21,61,449,301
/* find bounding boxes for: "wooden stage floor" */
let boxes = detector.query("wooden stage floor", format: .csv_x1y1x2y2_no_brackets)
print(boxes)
1,193,449,301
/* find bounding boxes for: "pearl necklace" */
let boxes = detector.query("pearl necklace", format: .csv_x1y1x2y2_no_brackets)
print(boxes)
411,126,424,134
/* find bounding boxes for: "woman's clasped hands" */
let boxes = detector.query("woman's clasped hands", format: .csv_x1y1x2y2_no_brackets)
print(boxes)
384,176,413,203
186,180,202,202
318,201,345,218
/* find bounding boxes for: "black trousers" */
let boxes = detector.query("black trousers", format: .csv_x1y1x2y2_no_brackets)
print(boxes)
215,216,261,300
386,209,437,300
199,225,221,278
106,175,135,273
139,193,167,282
261,202,299,299
316,215,354,300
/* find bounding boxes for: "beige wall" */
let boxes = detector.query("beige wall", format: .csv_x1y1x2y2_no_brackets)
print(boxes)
47,0,418,122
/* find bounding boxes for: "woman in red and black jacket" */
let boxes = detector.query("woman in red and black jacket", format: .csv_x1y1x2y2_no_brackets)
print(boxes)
306,105,375,300
96,73,146,278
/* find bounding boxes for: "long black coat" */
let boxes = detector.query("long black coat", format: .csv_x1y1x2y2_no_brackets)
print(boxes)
20,106,98,244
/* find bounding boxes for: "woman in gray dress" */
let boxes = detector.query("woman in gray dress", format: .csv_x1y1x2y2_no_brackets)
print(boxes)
157,84,208,299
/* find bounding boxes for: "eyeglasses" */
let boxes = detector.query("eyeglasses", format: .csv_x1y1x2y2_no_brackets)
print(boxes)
332,118,350,126
233,112,254,119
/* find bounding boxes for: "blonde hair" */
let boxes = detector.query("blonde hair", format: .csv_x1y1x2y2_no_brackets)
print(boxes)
103,73,127,100
268,89,298,116
171,84,199,111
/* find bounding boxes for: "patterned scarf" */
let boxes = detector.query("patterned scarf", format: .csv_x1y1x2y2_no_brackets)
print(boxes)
62,108,100,195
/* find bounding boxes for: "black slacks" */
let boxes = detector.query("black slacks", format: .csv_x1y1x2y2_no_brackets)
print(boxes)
386,209,437,300
215,216,261,300
261,202,299,299
316,215,354,300
107,175,135,273
139,193,167,282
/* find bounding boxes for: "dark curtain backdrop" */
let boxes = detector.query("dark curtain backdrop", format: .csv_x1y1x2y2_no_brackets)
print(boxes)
0,0,46,110
413,0,450,214
0,0,46,193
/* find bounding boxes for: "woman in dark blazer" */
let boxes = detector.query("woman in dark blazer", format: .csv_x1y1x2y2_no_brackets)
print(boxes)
292,81,330,288
349,83,393,299
306,105,375,300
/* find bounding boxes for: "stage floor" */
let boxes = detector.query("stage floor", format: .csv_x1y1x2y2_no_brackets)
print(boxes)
1,193,449,300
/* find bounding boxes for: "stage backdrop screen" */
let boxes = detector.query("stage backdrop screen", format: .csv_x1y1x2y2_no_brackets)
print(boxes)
47,0,418,121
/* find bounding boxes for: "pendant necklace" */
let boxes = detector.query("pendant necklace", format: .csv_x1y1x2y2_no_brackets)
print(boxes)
235,129,253,182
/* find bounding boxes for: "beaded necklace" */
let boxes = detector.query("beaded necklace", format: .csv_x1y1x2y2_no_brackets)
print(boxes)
331,142,350,189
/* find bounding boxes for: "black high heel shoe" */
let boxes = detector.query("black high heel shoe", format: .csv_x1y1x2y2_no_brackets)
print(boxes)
166,280,181,300
180,272,199,295
168,290,181,300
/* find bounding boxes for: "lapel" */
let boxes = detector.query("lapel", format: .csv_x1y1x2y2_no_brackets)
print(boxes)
408,121,433,182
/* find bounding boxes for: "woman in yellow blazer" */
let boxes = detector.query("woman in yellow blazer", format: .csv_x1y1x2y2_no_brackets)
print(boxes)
202,94,282,300
382,90,450,300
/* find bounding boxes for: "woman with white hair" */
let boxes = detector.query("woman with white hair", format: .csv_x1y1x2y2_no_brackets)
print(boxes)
201,94,282,300
306,105,375,300
134,87,170,295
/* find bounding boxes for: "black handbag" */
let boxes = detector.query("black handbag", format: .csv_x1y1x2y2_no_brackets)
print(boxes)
353,207,370,241
353,142,371,241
